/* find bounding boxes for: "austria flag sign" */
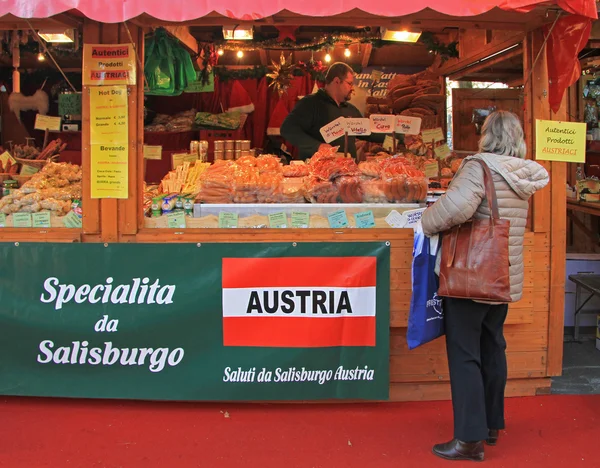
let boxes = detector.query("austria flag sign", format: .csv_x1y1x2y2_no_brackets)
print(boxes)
0,242,389,401
222,257,377,348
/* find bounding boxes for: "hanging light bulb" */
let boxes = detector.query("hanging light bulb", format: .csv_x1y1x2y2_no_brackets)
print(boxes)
344,47,351,58
324,52,331,63
37,52,45,61
236,50,244,59
217,48,224,56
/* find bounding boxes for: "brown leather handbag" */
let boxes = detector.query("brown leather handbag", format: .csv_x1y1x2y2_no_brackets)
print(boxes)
438,159,512,303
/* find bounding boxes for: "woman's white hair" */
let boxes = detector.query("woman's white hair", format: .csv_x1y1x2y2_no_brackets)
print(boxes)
478,110,526,158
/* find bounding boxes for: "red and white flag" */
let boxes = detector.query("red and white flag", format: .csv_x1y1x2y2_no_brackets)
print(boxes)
222,257,377,348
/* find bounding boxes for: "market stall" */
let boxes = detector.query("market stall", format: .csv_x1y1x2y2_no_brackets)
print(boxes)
0,0,596,401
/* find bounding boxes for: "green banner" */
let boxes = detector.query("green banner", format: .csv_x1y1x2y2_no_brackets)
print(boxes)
0,242,390,401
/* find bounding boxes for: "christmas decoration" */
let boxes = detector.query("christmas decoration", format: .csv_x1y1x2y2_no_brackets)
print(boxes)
227,81,255,113
266,52,295,96
198,43,218,86
267,99,289,135
419,32,458,61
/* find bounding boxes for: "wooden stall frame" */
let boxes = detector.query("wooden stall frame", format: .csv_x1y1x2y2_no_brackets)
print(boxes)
0,6,574,400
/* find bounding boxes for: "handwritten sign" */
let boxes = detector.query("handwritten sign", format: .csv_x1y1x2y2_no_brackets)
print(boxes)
434,143,452,159
268,212,288,229
345,118,372,136
172,153,197,169
167,211,186,229
218,212,238,228
34,114,61,131
395,116,422,135
143,145,163,160
424,160,439,178
422,127,445,143
402,208,426,228
354,210,376,228
0,151,16,166
369,114,395,133
384,210,405,228
20,164,39,176
63,211,82,228
327,210,349,228
535,119,586,162
320,117,346,143
291,211,310,228
32,211,51,228
13,213,33,228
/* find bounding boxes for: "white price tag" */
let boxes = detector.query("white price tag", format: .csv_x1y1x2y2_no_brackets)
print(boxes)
369,114,395,133
319,117,347,143
395,115,422,135
345,118,371,136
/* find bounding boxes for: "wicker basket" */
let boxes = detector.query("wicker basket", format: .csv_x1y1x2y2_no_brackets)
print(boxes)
11,174,33,187
15,157,56,168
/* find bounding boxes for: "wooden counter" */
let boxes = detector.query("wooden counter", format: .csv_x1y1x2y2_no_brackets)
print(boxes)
135,227,553,401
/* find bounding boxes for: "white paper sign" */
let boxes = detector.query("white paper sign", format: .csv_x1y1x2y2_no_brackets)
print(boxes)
320,117,347,143
395,115,422,135
402,208,426,227
345,118,371,136
384,210,405,228
369,114,395,133
384,208,426,228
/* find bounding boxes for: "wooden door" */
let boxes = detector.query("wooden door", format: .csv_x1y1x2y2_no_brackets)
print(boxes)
451,88,523,151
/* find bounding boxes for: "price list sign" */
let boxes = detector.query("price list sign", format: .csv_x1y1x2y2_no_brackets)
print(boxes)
90,85,129,199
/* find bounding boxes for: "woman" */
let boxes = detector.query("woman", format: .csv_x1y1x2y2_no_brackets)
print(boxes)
421,111,549,462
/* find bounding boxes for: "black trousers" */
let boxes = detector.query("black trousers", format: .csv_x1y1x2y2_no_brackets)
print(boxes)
444,297,508,442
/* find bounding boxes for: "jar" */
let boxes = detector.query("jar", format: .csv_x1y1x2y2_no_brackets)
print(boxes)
2,179,18,197
224,140,235,151
214,150,224,161
183,198,194,217
214,140,225,151
225,149,235,160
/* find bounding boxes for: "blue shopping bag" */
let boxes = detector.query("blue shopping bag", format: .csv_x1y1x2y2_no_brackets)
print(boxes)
407,225,444,350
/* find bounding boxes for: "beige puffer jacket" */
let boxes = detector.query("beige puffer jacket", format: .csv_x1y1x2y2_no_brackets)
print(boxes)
421,153,549,302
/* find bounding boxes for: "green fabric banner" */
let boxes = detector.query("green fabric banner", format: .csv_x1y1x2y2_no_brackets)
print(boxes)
0,242,390,401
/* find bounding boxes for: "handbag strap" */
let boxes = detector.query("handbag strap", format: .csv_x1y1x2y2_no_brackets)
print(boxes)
471,159,500,220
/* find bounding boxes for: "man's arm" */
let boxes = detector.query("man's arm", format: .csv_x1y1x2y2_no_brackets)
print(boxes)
281,98,324,158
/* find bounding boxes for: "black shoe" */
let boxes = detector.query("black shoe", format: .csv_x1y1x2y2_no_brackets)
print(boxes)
486,429,499,446
432,439,484,462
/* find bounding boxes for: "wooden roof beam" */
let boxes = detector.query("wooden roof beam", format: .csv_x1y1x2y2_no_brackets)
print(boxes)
447,44,522,81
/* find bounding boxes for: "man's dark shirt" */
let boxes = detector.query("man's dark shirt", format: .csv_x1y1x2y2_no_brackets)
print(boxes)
281,89,363,160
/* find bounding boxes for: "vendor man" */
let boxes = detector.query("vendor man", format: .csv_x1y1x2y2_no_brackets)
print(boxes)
281,62,378,160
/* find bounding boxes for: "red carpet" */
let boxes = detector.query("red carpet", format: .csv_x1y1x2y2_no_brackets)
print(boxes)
1,395,598,468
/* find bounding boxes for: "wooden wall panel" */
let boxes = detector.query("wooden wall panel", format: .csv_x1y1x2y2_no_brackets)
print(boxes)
81,20,101,235
451,88,523,152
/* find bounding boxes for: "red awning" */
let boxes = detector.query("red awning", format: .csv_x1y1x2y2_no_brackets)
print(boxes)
0,0,596,23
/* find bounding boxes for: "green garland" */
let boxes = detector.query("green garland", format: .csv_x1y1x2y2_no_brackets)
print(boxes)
214,63,362,83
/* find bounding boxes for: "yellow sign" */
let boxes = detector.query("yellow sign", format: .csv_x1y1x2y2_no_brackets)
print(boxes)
172,153,197,169
0,151,16,167
422,127,445,143
424,160,439,178
34,114,62,131
83,44,136,86
434,143,452,159
535,120,586,162
20,164,39,176
90,86,128,199
143,145,162,160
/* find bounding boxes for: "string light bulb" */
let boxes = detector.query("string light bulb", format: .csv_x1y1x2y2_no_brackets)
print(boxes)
324,53,332,63
37,52,45,61
236,50,244,59
217,48,224,56
344,47,351,58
